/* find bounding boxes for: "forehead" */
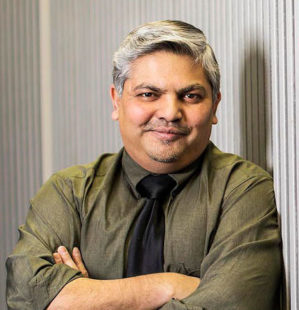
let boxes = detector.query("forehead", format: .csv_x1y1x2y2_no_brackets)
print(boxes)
125,51,210,91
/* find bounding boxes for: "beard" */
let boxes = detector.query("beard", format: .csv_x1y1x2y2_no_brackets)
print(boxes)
144,139,184,163
142,119,191,163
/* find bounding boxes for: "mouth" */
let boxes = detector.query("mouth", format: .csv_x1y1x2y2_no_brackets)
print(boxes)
146,127,188,141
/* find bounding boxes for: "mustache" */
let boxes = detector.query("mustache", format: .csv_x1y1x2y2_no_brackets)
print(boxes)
143,120,191,135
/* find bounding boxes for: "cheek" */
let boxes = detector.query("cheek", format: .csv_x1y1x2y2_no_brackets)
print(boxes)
187,108,213,129
122,103,153,126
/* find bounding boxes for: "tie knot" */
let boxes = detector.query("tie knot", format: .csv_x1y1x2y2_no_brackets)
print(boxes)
136,174,176,199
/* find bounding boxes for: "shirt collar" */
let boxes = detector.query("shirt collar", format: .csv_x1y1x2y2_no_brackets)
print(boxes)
122,149,204,199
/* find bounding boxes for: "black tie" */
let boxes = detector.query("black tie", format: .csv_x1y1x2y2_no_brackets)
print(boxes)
126,174,176,277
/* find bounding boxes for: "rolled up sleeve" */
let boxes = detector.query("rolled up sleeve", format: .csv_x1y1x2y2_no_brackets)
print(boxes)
6,174,84,310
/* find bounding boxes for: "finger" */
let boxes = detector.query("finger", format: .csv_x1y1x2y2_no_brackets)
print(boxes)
57,246,78,270
72,247,89,278
53,252,63,264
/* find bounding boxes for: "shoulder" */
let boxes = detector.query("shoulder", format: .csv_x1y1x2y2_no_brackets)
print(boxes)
203,142,274,202
32,151,122,207
206,142,271,177
55,152,120,180
204,142,272,180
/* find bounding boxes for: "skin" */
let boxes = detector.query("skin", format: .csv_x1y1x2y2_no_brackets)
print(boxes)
111,51,221,173
49,246,200,310
48,51,221,309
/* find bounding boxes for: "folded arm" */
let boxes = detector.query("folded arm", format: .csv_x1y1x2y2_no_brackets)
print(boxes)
6,172,281,310
46,246,199,310
159,176,282,310
6,174,199,310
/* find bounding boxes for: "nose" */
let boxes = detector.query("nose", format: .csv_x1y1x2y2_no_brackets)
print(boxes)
156,95,183,122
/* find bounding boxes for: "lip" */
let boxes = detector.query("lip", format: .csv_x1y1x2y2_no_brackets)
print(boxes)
148,128,187,141
154,127,185,134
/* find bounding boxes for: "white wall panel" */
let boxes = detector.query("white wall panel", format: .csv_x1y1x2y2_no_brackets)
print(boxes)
1,1,298,309
271,1,299,309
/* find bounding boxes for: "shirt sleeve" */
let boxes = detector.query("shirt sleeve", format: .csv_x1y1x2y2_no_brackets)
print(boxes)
6,174,84,310
160,176,282,310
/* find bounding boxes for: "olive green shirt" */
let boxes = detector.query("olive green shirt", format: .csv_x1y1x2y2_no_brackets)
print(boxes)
6,142,281,310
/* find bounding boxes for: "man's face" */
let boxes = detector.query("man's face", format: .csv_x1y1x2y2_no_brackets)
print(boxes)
111,51,220,173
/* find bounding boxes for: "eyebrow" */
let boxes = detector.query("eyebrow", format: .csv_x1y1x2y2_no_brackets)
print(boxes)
133,83,207,96
177,84,207,97
133,84,166,93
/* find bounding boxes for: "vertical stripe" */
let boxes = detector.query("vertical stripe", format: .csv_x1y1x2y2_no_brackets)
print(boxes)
39,0,53,181
1,1,299,309
1,1,42,309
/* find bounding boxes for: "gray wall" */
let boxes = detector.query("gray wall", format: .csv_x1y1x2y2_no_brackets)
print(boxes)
1,0,42,308
1,0,298,309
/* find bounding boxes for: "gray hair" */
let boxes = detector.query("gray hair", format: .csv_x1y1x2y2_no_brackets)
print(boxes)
112,20,220,103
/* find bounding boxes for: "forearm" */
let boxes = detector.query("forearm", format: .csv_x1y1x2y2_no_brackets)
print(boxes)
48,246,200,310
47,273,199,310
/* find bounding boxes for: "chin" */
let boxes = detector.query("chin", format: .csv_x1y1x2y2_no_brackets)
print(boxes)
145,146,182,164
148,153,178,163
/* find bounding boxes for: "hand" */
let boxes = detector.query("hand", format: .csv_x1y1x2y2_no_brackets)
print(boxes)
50,247,199,309
52,247,200,302
53,246,89,278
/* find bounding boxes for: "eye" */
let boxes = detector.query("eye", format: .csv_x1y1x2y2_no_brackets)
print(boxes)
137,92,159,101
185,94,198,99
141,92,154,97
183,93,203,103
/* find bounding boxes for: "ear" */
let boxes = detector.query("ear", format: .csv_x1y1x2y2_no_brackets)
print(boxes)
212,92,221,125
110,84,121,121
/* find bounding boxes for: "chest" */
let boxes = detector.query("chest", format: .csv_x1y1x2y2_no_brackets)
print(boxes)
79,181,210,279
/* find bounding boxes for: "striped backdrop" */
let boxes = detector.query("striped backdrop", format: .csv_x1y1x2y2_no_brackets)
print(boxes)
1,1,298,309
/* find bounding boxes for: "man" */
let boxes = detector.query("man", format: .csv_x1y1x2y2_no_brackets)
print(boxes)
6,20,281,310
